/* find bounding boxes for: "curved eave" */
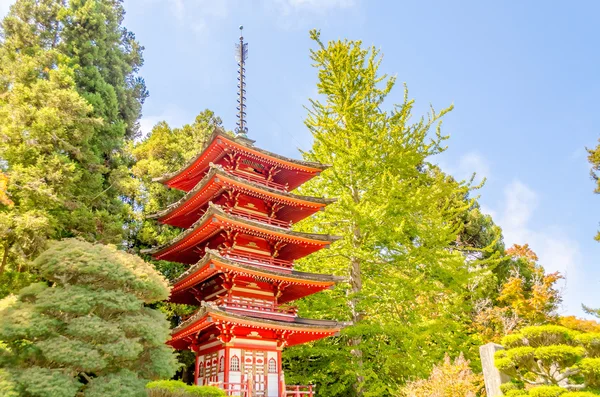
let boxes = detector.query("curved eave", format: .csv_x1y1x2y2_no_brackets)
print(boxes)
142,203,341,259
155,128,330,186
148,164,335,223
171,302,344,344
171,250,343,294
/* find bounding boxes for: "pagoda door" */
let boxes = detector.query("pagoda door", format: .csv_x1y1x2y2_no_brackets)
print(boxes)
242,350,267,397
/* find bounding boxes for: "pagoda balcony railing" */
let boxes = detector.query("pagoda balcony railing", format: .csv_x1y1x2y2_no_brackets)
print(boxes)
285,385,315,396
208,381,249,396
216,295,298,316
223,252,294,272
230,169,288,191
223,207,291,229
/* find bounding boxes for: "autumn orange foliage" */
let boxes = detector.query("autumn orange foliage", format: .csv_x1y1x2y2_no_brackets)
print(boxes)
0,171,13,207
559,315,600,332
474,244,563,341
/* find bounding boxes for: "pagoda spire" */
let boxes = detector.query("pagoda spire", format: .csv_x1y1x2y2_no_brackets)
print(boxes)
235,25,248,138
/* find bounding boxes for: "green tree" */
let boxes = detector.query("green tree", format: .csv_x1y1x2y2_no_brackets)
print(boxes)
0,0,145,295
122,111,222,382
123,110,222,275
588,139,600,241
0,239,178,397
283,30,498,397
495,325,600,394
473,244,563,341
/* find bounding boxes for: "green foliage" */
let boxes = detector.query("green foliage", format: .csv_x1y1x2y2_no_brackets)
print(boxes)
580,359,600,387
0,0,145,296
124,111,222,253
146,380,226,397
0,369,20,397
495,325,600,394
0,239,178,396
498,387,600,397
528,386,567,397
283,29,501,396
123,111,222,373
473,244,564,342
85,370,148,397
588,135,600,240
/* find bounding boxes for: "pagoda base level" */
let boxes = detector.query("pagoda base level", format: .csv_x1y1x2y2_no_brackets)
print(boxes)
171,304,342,396
192,341,315,397
193,344,282,397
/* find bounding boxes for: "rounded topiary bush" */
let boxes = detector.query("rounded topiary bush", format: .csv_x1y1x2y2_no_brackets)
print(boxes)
146,380,226,397
0,239,179,397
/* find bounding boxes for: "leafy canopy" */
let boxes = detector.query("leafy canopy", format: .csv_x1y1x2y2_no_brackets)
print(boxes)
496,325,600,394
0,239,178,397
0,0,145,295
284,29,500,397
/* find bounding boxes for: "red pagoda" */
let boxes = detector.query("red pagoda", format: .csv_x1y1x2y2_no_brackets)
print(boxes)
143,27,344,397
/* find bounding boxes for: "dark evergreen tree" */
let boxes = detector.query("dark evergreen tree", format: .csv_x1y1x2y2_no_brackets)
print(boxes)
0,0,146,295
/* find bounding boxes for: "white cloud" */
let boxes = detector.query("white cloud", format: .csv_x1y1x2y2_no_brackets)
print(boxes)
500,181,537,239
492,180,581,314
126,0,229,33
458,152,490,185
440,151,490,185
167,0,185,20
267,0,357,29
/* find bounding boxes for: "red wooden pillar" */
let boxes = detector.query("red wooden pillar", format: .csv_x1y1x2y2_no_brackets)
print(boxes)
194,349,200,386
224,346,230,386
277,348,284,397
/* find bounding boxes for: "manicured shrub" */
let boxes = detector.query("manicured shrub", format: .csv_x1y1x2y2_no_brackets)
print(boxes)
527,386,566,397
0,240,179,397
146,380,226,397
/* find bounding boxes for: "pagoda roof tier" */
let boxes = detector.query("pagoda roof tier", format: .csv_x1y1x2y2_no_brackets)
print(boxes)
148,164,335,229
169,302,344,350
154,129,329,192
142,203,340,264
170,250,344,305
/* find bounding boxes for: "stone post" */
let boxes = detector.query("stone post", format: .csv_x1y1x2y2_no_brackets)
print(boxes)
479,343,510,397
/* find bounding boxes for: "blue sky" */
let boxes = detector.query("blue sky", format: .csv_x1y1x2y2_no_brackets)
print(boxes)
1,0,599,318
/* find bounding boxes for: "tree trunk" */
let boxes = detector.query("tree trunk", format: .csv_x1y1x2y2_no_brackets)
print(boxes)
0,242,9,275
349,221,364,396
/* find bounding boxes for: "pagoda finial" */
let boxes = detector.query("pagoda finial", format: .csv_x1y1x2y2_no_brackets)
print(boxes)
235,25,248,138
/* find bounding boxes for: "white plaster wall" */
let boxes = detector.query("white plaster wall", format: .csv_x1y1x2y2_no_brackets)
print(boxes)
267,351,279,397
267,374,278,397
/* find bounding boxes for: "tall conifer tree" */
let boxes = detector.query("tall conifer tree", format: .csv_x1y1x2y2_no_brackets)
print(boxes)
0,0,145,294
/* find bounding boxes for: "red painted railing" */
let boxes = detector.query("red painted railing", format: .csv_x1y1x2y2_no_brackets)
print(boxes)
230,170,288,191
223,252,294,271
285,385,314,396
216,295,297,316
223,207,291,229
209,380,250,396
207,379,314,397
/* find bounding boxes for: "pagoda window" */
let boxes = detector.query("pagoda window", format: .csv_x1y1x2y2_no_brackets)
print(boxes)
199,361,204,378
219,356,224,372
230,355,240,371
268,358,277,373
